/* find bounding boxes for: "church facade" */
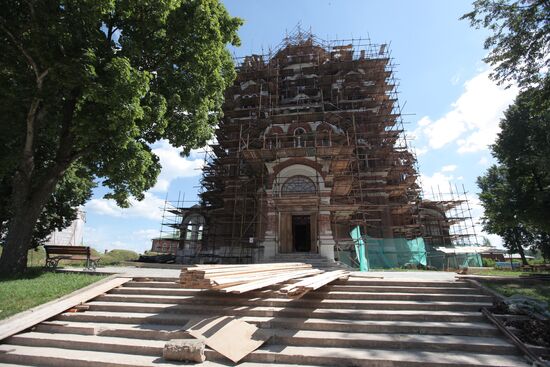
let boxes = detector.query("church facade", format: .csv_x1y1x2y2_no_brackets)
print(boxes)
177,33,422,264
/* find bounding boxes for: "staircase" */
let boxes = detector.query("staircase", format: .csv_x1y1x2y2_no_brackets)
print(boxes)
0,276,529,366
262,252,353,270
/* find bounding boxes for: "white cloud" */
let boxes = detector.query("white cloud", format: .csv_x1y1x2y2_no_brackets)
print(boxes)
415,70,518,153
84,226,159,254
441,164,457,173
478,156,489,166
86,192,165,221
450,73,461,86
464,193,504,249
417,116,431,127
420,171,455,197
414,146,429,157
134,228,160,240
150,140,205,192
414,147,430,157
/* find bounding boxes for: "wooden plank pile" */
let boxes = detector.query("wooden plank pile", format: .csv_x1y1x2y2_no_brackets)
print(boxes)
179,263,348,296
279,270,350,298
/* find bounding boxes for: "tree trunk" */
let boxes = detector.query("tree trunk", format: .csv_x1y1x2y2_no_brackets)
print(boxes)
516,243,528,266
0,208,41,276
0,169,65,277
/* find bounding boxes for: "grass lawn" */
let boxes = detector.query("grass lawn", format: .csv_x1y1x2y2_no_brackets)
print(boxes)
482,281,550,310
467,267,550,277
0,268,107,320
467,268,525,277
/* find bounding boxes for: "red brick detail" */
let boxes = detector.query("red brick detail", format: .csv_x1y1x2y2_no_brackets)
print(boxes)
288,122,312,134
266,126,284,135
269,158,324,187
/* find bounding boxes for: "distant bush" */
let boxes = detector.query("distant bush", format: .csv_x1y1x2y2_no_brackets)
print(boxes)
100,249,140,265
482,258,496,268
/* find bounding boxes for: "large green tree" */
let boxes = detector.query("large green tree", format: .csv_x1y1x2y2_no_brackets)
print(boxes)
461,0,549,89
477,81,550,263
464,0,550,260
0,0,241,275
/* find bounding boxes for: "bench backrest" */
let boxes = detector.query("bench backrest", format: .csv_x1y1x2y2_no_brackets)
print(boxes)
45,245,90,256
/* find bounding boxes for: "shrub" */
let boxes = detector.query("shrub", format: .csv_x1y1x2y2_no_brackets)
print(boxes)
482,258,496,268
100,249,140,265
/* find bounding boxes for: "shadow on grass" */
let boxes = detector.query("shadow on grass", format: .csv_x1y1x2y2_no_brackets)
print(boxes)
0,266,48,281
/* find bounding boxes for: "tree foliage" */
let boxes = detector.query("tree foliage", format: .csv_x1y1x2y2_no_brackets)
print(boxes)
477,80,550,262
461,0,550,89
0,0,242,274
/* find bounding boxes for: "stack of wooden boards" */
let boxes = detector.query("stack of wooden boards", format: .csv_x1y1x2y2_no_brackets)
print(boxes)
179,263,349,297
280,269,350,298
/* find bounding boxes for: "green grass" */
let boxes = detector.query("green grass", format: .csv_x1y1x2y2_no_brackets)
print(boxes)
0,268,107,320
467,267,550,277
482,281,550,310
467,268,525,277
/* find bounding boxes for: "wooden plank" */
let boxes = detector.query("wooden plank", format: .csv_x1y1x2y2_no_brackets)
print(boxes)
0,275,131,341
220,269,323,294
281,270,350,298
185,316,271,363
211,268,312,286
198,264,312,277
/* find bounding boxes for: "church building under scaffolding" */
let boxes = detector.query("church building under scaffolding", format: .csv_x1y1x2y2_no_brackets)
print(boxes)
162,31,479,268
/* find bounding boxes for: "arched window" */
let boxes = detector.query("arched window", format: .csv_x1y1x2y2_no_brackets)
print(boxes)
294,128,306,148
266,133,280,149
182,214,205,243
282,175,316,195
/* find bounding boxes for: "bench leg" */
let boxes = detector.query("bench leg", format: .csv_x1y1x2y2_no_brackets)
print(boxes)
45,258,60,269
84,259,98,271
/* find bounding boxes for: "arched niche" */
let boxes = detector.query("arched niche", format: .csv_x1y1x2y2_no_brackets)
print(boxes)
181,214,205,243
273,164,325,196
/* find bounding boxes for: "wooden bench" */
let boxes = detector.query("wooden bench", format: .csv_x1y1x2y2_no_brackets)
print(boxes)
44,245,100,270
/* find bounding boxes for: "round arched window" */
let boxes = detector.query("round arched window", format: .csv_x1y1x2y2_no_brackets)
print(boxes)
282,175,316,195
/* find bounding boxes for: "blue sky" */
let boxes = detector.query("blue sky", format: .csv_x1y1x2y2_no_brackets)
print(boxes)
83,0,517,253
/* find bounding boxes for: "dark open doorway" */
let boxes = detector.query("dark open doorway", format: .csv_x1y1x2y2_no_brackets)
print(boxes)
292,215,311,252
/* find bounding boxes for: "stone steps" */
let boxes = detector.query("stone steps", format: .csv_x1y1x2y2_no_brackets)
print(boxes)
96,295,491,312
215,345,527,367
33,322,515,355
56,311,499,337
262,254,352,270
5,332,524,367
0,277,529,366
111,284,492,301
96,293,491,316
0,344,314,367
125,281,482,294
87,298,490,322
36,320,190,340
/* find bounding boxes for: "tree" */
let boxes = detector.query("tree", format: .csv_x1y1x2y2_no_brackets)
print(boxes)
0,0,242,275
491,77,550,232
461,0,550,89
477,82,550,263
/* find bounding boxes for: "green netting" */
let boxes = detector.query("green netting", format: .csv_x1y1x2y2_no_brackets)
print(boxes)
350,227,427,270
350,226,369,271
364,236,427,269
346,226,484,270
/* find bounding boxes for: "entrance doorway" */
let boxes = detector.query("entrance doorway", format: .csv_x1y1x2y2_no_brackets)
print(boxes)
292,215,311,252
